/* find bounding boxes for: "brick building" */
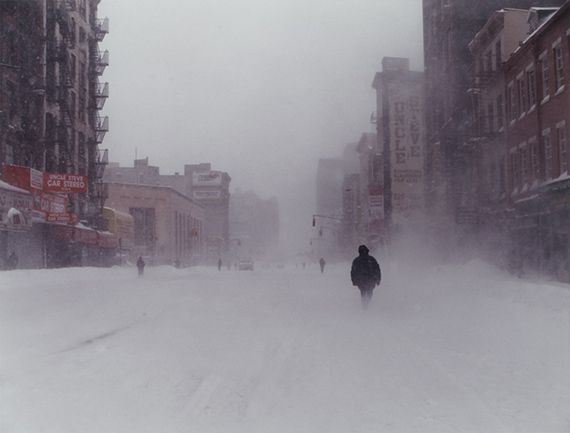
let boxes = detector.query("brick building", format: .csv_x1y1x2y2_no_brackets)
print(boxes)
502,4,570,276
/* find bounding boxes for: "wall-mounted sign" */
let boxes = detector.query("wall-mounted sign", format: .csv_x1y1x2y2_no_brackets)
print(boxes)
43,173,87,193
192,171,222,186
193,190,221,202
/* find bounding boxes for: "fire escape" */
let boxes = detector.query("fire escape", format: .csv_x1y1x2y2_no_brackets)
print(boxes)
88,16,109,227
54,0,76,172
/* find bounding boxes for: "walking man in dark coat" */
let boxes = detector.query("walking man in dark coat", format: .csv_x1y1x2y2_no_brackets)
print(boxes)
319,257,326,274
350,245,381,309
136,256,145,277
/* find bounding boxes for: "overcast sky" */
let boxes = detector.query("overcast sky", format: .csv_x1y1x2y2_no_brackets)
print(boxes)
97,0,424,254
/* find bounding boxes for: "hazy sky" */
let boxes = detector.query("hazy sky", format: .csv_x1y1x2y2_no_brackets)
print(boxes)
97,0,424,254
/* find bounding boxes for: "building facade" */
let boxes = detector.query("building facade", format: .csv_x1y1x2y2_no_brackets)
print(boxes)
422,0,566,228
502,4,570,277
103,159,231,260
0,0,110,268
466,8,531,263
372,57,425,241
229,189,279,263
105,183,204,266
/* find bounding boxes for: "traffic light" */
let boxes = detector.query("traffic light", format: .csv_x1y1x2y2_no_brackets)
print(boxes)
312,217,316,227
193,228,198,236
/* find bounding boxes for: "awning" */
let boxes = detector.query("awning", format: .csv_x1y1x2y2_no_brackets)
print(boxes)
102,207,134,243
0,181,33,231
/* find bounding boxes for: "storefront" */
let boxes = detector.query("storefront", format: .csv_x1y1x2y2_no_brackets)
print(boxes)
2,165,119,269
0,181,36,268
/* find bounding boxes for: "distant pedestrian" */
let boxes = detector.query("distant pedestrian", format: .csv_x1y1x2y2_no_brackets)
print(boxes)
136,256,145,277
6,251,18,270
174,258,181,268
319,257,326,274
218,258,223,271
350,245,381,309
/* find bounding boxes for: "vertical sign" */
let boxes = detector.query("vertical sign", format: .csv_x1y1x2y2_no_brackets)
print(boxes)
389,83,425,224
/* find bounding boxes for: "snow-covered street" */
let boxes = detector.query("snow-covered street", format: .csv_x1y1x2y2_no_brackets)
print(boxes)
1,260,569,432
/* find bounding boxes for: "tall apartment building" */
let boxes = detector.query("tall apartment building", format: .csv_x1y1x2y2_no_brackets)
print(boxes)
1,0,109,221
0,1,111,268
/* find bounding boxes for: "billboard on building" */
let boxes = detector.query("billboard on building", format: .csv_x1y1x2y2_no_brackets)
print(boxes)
192,171,222,187
389,86,425,224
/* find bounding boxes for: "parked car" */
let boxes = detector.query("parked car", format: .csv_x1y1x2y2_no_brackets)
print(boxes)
238,260,254,271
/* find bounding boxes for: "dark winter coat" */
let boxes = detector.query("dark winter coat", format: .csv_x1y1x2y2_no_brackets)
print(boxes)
350,245,381,288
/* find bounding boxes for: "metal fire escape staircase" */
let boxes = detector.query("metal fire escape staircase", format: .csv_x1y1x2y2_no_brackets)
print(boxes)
89,45,109,143
88,16,110,227
54,2,75,171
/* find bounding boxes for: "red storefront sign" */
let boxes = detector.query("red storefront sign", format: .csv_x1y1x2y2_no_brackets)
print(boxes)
47,212,78,224
2,164,43,190
43,173,87,193
4,165,75,222
98,231,119,248
74,226,98,246
50,224,75,241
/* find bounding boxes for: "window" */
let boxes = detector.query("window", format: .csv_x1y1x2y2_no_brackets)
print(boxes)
511,151,519,191
78,94,85,121
78,132,86,174
554,44,564,91
485,50,492,73
70,54,76,85
6,81,17,122
495,40,501,71
544,131,553,180
497,94,504,129
499,157,506,195
7,31,17,66
487,102,494,133
521,144,529,184
558,124,567,174
508,84,516,121
79,62,86,88
517,75,526,114
530,138,540,183
527,68,536,108
70,91,76,121
541,56,550,100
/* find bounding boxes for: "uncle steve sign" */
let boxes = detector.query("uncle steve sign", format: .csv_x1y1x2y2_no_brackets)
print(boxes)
43,173,87,193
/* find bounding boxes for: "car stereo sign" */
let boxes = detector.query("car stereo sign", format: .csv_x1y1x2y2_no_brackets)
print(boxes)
43,173,87,193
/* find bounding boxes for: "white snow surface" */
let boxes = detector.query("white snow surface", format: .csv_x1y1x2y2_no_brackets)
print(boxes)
1,260,569,433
